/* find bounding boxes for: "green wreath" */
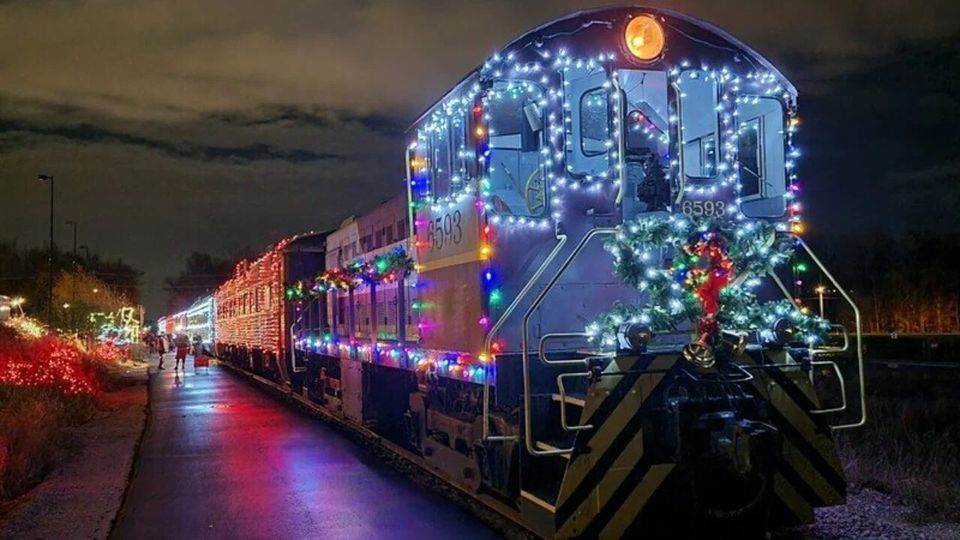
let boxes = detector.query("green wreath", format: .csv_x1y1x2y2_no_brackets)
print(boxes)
587,215,830,349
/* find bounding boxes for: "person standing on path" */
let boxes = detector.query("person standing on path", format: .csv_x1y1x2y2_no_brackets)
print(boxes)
157,333,167,370
174,333,190,370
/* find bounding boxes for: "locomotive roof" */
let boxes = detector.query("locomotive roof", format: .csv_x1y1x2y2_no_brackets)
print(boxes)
408,5,796,132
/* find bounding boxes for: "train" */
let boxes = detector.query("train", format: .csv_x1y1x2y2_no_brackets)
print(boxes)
157,295,216,350
162,7,867,538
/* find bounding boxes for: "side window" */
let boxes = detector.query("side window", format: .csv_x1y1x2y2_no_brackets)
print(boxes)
738,117,762,198
580,88,610,157
678,70,719,182
485,80,547,218
738,96,787,217
566,66,610,177
413,135,432,200
431,119,452,199
451,112,469,190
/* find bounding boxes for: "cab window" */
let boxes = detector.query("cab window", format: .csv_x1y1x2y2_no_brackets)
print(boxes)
485,80,547,218
738,117,762,198
678,70,719,181
737,96,787,217
580,88,610,156
566,65,609,176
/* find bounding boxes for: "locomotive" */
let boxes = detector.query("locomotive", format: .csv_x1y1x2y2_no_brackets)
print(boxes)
168,6,867,538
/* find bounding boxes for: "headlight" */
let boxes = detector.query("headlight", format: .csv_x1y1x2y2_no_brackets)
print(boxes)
624,15,665,61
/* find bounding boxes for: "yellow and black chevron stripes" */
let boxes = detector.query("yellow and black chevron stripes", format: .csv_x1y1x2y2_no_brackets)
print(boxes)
741,354,846,524
554,355,679,538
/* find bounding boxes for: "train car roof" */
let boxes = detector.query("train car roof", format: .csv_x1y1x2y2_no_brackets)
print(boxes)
408,5,796,132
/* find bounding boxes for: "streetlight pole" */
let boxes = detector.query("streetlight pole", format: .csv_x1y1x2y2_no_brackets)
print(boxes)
815,285,826,318
38,175,55,325
66,220,78,313
65,221,78,261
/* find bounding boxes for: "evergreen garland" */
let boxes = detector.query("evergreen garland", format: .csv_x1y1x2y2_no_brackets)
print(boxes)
287,247,414,299
589,215,830,348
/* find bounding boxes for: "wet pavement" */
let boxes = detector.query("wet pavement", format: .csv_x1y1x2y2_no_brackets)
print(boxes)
111,354,500,539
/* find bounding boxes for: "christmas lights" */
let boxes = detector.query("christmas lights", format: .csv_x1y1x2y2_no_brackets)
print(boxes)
215,237,291,353
0,331,98,396
587,214,829,348
288,247,414,298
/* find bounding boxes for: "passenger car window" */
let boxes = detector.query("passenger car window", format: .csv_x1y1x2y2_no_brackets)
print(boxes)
678,70,719,181
580,88,610,157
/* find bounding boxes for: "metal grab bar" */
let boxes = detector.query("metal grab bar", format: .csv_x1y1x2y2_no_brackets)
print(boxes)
809,359,848,415
537,332,597,367
289,296,320,374
812,324,849,353
482,234,568,442
522,228,617,456
795,236,866,430
557,372,593,432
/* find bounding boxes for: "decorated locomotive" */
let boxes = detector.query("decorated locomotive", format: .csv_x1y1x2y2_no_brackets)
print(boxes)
165,6,867,538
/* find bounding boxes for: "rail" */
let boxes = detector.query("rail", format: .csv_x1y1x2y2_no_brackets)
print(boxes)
795,235,866,429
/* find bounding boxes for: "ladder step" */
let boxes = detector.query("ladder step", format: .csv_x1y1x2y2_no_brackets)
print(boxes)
535,440,571,459
552,393,585,407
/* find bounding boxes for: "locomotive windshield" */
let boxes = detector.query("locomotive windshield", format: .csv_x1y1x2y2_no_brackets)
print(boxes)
678,70,719,182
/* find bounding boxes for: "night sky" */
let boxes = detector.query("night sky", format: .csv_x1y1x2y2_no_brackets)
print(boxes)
1,0,958,315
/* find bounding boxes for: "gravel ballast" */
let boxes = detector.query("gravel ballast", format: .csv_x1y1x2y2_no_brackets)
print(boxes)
776,488,960,540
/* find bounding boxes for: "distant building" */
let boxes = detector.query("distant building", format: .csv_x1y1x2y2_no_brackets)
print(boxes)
0,295,10,322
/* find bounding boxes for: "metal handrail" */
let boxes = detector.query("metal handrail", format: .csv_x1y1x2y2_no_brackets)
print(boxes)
812,324,849,353
522,228,617,456
537,332,596,367
289,296,319,374
795,235,866,430
482,234,568,442
557,372,593,432
809,359,848,414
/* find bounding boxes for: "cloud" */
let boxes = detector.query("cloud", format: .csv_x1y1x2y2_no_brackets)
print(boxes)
0,117,345,164
206,105,406,137
1,0,957,123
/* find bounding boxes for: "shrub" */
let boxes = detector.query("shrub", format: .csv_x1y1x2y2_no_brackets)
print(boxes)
0,386,94,500
836,366,960,523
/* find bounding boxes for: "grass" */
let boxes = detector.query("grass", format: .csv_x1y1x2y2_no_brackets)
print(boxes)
0,386,95,501
835,366,960,523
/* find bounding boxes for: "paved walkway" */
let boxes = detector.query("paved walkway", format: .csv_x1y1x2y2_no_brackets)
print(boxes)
112,355,499,539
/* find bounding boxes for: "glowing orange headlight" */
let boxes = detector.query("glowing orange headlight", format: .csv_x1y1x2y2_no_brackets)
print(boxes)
624,15,665,61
